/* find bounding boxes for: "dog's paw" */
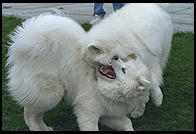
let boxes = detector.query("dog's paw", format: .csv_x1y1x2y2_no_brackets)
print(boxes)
131,109,144,118
124,127,134,131
151,90,163,107
47,127,54,131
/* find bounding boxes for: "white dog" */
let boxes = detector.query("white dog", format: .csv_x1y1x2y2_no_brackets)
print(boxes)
6,3,173,131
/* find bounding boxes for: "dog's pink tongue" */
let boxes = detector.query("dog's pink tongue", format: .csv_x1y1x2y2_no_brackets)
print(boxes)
100,67,115,78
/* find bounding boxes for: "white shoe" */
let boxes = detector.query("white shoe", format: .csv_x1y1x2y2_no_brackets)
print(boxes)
90,14,102,25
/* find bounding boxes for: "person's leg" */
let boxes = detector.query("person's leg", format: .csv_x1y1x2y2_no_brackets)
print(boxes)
90,3,105,25
93,3,105,18
112,3,125,11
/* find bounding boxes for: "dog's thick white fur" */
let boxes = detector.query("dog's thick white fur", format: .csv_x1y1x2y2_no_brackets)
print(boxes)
7,3,173,131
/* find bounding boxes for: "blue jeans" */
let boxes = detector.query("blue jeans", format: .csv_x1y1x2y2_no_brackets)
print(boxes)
93,3,125,18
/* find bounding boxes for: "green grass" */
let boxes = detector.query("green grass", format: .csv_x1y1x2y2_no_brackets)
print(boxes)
2,16,194,131
3,6,12,9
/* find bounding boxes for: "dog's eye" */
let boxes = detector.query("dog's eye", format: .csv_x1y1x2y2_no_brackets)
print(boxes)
122,68,126,74
112,55,119,60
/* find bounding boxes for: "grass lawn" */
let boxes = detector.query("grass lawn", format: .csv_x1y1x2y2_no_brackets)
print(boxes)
2,16,194,131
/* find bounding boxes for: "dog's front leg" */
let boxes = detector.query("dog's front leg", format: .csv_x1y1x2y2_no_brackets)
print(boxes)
150,58,163,107
74,104,99,131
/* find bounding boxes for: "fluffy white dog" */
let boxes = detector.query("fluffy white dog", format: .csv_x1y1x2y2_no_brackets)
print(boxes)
6,3,173,131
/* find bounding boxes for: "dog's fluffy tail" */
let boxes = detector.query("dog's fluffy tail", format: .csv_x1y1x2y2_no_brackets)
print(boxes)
6,13,85,106
7,13,85,67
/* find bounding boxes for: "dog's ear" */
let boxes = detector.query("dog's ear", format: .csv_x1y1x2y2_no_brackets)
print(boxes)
88,43,103,55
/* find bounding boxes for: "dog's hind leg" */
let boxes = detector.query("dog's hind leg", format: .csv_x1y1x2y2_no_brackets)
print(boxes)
24,106,54,131
24,84,64,131
24,106,42,131
36,112,54,131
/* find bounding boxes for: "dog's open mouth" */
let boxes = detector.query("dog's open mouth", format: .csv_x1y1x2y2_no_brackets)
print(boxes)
98,65,116,79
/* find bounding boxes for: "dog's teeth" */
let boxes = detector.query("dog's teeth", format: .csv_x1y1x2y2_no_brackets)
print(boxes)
99,66,103,71
107,75,111,78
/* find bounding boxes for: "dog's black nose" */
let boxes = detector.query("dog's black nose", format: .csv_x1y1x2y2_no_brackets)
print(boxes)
113,56,118,60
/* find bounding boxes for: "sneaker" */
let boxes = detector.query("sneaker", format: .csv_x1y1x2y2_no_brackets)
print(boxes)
90,14,102,25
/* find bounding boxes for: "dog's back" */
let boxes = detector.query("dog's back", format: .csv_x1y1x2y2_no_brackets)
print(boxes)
89,3,173,70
